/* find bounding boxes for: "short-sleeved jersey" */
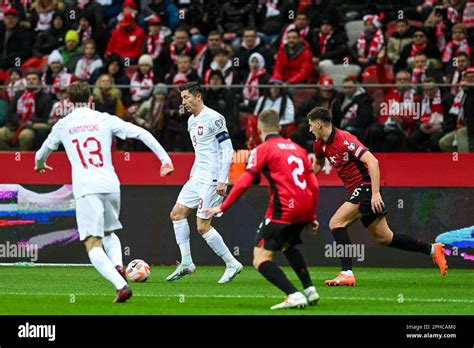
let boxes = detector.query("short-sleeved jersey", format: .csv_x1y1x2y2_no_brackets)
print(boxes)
246,134,318,224
188,106,230,185
314,127,371,193
43,107,144,198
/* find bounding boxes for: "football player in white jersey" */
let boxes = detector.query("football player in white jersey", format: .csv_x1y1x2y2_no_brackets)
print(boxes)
34,82,174,303
167,82,243,283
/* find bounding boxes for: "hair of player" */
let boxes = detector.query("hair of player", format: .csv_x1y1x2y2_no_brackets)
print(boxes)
67,81,91,104
179,82,204,98
455,51,470,59
208,30,221,38
258,109,280,131
306,107,332,124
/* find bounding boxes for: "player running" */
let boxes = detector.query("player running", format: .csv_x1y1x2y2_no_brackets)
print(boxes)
205,110,320,310
307,107,447,286
166,82,243,283
34,82,174,303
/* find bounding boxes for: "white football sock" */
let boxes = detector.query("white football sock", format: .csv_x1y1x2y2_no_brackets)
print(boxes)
88,247,127,290
173,219,192,265
202,228,236,266
430,244,435,256
342,270,354,277
102,233,123,267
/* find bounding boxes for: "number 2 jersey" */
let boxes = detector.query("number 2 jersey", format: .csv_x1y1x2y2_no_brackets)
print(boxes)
221,134,319,224
36,107,171,199
314,127,371,194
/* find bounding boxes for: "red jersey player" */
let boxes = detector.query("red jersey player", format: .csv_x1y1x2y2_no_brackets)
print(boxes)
205,110,320,310
307,107,447,286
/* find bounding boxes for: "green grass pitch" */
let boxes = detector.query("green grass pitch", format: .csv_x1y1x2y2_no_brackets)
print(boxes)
0,265,472,315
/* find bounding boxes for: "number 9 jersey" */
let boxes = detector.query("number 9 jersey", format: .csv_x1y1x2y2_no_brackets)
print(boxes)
244,134,319,224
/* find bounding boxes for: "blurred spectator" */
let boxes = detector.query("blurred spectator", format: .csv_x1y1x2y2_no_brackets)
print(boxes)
387,19,413,66
205,70,240,144
109,0,146,32
105,12,145,63
305,0,340,29
77,13,102,46
367,51,417,152
255,0,293,43
164,52,199,85
409,52,444,97
156,26,194,81
5,68,26,102
254,80,296,139
203,48,235,85
313,18,348,65
0,70,53,150
334,76,373,141
240,52,270,112
135,83,167,141
407,77,452,151
130,54,155,104
271,29,313,84
351,15,384,68
277,10,317,55
439,67,474,152
75,39,103,81
43,50,78,100
216,0,255,42
144,15,171,61
89,54,131,105
29,0,65,33
396,28,441,73
194,30,225,78
92,73,124,117
143,0,180,31
56,30,83,72
445,51,470,96
32,10,66,58
162,84,192,151
66,0,104,37
291,76,341,151
234,27,273,81
0,7,33,71
442,23,470,64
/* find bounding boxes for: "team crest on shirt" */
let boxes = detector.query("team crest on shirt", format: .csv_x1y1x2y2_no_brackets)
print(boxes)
347,142,355,151
197,125,204,135
215,119,224,129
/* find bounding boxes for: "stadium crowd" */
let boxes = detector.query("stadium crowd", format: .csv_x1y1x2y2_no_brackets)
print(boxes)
0,0,473,153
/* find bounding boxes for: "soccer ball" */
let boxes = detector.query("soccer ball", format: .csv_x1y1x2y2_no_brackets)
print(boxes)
126,259,151,282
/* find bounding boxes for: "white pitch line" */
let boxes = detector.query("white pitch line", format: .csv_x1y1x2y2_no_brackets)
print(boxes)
0,291,473,304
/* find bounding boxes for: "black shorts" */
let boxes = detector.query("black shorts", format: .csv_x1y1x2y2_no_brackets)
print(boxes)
347,184,388,228
255,220,307,251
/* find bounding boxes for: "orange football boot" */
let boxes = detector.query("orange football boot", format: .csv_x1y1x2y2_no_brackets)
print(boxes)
432,243,448,276
324,272,356,286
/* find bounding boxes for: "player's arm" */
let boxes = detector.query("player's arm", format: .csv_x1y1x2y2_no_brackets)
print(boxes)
360,150,385,214
313,157,325,175
34,122,62,173
111,116,174,176
216,130,234,197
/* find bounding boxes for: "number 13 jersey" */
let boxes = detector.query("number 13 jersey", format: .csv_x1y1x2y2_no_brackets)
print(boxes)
42,107,145,199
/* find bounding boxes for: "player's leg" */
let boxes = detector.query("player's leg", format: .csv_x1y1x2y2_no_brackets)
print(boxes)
196,216,243,283
197,184,242,283
102,193,125,280
367,216,447,276
253,221,307,309
77,194,131,303
167,180,198,281
325,201,361,286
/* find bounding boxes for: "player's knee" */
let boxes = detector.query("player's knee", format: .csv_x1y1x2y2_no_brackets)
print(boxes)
329,218,345,230
197,223,211,235
170,209,183,221
374,235,391,246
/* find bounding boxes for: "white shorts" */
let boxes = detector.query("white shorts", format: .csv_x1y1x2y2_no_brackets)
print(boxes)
176,179,224,219
75,193,123,241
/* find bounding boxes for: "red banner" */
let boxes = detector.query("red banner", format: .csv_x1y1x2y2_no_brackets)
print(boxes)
1,151,473,187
